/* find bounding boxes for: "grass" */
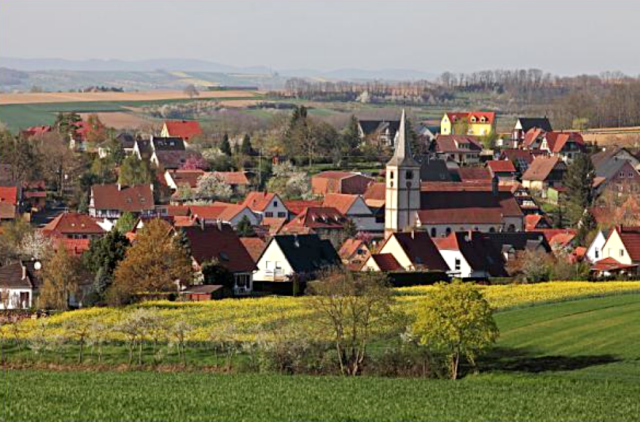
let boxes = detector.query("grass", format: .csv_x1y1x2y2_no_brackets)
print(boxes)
1,294,640,421
0,96,261,132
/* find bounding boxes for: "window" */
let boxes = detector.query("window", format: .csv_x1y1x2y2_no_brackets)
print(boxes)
595,250,599,259
277,212,286,218
620,249,625,257
430,227,436,237
454,258,461,271
390,171,394,179
265,212,274,218
445,227,452,236
273,201,278,207
406,170,413,180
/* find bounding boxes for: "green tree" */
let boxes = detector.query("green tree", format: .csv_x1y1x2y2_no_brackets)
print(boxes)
220,133,232,157
115,212,137,234
201,260,234,288
563,153,596,227
240,134,253,156
118,155,154,186
411,282,499,379
236,215,255,237
83,230,131,276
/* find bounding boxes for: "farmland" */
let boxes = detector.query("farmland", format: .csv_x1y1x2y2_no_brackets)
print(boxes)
2,294,640,422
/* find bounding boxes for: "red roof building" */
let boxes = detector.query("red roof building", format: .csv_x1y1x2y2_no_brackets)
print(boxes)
162,120,203,142
89,184,155,218
311,171,375,195
0,186,18,206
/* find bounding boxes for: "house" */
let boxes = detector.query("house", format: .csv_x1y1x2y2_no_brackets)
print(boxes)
253,234,341,283
89,184,155,219
524,214,552,231
0,185,18,221
487,160,517,181
598,226,640,271
592,155,640,195
512,117,553,144
182,223,256,295
151,149,204,170
116,133,137,155
338,238,371,270
522,156,567,192
591,147,639,170
283,200,323,216
540,132,586,162
482,231,551,261
322,193,382,233
242,191,288,220
0,261,41,309
280,206,347,245
440,112,496,136
161,120,203,143
374,231,449,272
165,170,249,193
357,119,401,147
431,135,483,165
311,171,375,195
417,181,524,236
586,230,608,263
432,231,507,279
182,284,225,301
188,204,259,227
499,149,542,174
41,212,106,255
418,157,453,182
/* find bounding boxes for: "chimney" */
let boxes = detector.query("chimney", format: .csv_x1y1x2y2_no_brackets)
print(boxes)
117,183,122,191
21,263,26,280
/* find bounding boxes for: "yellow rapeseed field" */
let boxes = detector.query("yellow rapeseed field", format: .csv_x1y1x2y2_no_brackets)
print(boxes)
7,282,640,342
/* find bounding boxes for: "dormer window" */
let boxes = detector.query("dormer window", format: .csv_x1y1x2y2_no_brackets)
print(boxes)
471,116,477,122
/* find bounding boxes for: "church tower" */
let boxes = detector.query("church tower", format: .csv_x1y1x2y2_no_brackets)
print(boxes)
385,110,420,236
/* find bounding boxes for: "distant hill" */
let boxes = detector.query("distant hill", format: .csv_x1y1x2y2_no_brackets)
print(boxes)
0,57,437,82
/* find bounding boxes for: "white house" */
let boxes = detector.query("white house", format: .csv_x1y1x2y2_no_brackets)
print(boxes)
322,193,383,233
242,192,289,221
586,230,608,263
253,234,341,283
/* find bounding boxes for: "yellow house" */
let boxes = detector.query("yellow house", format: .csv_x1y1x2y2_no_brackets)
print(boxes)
441,112,496,136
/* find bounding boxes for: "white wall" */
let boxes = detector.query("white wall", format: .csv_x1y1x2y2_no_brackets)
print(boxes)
0,288,32,310
586,231,606,263
254,241,294,282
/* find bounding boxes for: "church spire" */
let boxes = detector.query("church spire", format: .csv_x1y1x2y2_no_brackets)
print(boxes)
387,109,419,167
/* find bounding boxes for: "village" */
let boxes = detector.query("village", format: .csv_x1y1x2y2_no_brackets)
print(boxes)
2,105,639,308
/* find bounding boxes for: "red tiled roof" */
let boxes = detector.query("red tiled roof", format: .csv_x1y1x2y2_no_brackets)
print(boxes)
167,205,191,217
182,224,256,272
363,182,386,201
91,184,154,212
487,160,516,173
524,214,551,231
242,191,277,212
260,217,288,235
522,156,564,182
322,193,359,215
312,171,356,180
615,226,640,261
54,238,92,256
445,111,496,125
458,167,492,181
434,135,482,153
284,200,323,216
188,204,246,222
591,257,638,272
0,203,16,220
214,171,249,186
0,186,18,205
42,212,105,236
239,237,266,263
21,125,52,138
523,128,544,148
282,207,347,233
544,131,585,153
167,169,205,188
163,120,202,141
370,253,402,272
338,238,366,260
534,229,576,247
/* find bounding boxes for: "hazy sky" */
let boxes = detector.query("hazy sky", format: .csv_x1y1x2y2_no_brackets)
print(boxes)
1,0,639,75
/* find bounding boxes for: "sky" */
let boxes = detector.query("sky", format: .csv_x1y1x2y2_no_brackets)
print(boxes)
1,0,639,76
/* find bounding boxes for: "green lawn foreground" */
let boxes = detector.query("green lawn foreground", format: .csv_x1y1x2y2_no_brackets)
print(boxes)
1,294,640,422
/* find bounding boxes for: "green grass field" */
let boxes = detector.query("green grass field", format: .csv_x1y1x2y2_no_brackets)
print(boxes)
2,294,639,421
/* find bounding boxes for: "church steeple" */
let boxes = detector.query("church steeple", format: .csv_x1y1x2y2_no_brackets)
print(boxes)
385,109,421,236
387,109,419,167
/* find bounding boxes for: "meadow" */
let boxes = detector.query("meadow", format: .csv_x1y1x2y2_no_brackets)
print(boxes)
2,293,640,422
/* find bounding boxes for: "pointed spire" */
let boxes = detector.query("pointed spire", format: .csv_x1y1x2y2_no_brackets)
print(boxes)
387,109,419,167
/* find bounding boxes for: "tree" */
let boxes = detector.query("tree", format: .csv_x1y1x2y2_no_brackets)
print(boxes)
118,155,154,186
195,173,233,202
19,231,54,261
183,84,200,99
411,282,498,379
54,112,81,138
39,247,83,310
341,115,361,157
83,230,131,276
308,270,394,376
201,260,234,288
109,219,192,305
236,215,255,237
563,153,596,227
180,155,209,170
240,134,253,156
115,212,138,234
220,133,232,157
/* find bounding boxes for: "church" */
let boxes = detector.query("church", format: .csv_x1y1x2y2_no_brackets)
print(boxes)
384,111,524,237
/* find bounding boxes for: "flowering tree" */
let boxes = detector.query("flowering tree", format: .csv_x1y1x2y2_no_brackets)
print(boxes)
195,173,232,201
19,231,54,261
180,155,209,170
